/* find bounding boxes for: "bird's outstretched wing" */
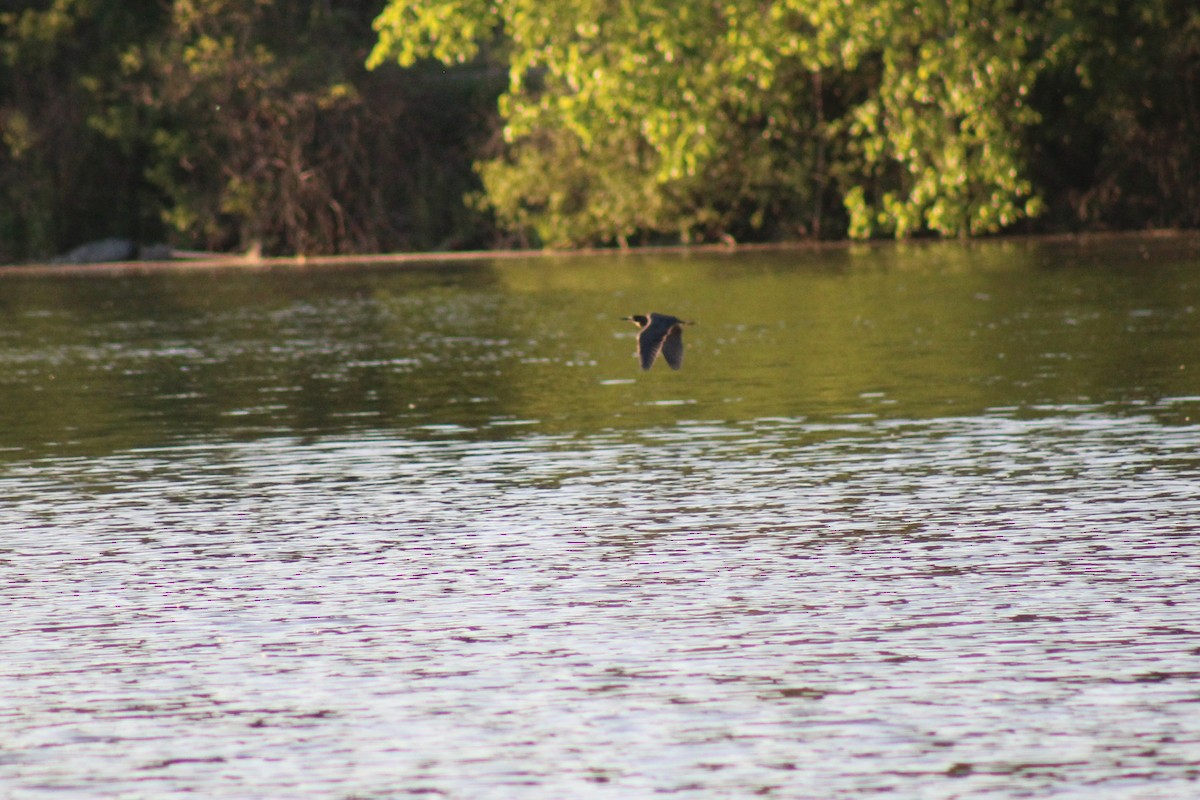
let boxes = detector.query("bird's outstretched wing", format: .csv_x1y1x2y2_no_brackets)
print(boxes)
637,322,667,369
661,324,684,370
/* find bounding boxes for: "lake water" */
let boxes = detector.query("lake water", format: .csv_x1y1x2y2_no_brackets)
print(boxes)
2,235,1200,798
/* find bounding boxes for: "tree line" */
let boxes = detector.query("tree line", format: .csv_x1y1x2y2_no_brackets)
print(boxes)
2,0,1197,262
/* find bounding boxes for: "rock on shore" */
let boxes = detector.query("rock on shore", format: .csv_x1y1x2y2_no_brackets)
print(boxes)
53,238,173,264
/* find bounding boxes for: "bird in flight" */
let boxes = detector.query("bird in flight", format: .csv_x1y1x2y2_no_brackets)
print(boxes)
622,312,694,370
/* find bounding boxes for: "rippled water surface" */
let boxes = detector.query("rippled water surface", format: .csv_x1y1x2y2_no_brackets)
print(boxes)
3,236,1200,798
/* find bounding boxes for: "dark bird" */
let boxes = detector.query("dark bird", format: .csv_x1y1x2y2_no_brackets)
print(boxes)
622,312,694,370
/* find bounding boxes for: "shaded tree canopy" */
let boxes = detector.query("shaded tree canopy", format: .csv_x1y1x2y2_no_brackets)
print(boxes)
0,0,500,261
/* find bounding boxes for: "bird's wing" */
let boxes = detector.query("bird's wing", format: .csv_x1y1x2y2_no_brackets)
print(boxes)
637,320,669,369
661,325,684,370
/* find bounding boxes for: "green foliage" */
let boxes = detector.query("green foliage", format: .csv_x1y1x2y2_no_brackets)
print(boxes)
2,0,1196,260
1026,1,1200,230
832,1,1043,237
370,0,1198,244
369,0,1048,243
1,0,500,261
371,0,832,246
101,0,351,253
0,0,165,262
368,0,498,69
101,0,496,255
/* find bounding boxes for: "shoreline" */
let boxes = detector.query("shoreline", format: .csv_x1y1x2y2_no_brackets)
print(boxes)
2,229,1196,278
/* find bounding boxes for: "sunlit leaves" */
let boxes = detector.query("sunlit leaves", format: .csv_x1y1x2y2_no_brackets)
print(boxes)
371,0,829,245
367,0,1142,243
367,0,498,69
833,1,1042,237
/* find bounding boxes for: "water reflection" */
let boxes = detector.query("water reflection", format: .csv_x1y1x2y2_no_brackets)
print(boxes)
1,236,1198,460
2,235,1200,797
